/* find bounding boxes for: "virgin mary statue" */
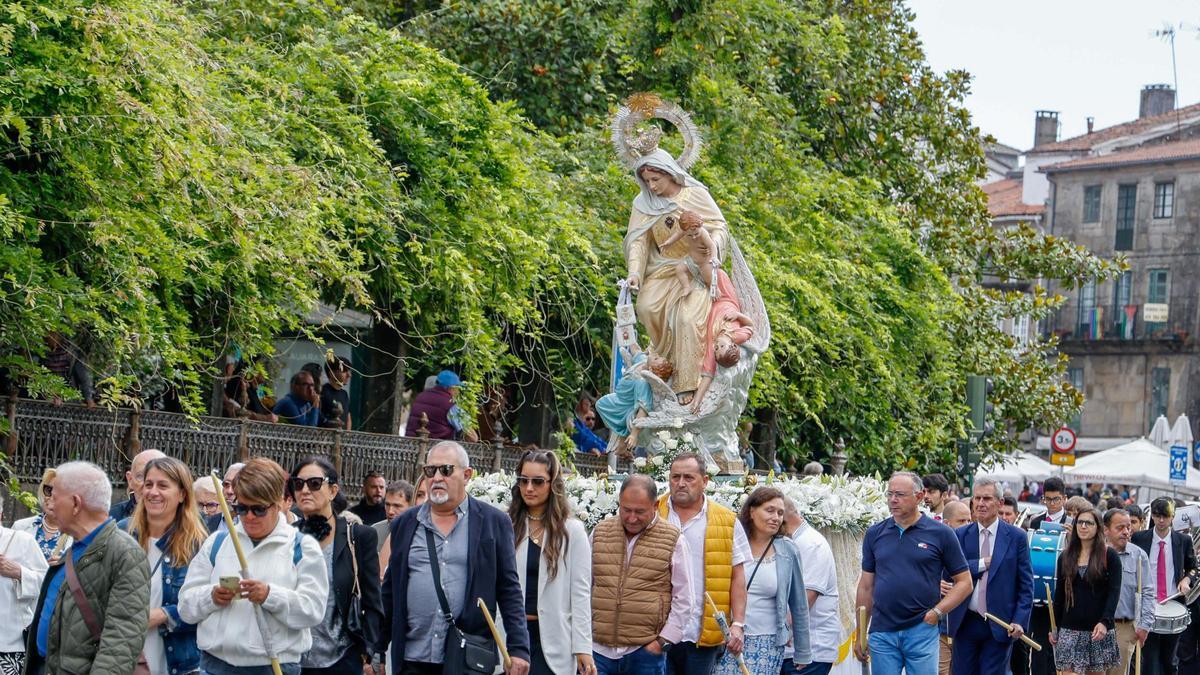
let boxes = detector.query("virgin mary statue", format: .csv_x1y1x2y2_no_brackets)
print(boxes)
623,148,728,400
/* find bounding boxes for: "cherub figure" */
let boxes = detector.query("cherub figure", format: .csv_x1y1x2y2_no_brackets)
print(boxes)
690,268,754,414
658,210,717,295
596,335,675,454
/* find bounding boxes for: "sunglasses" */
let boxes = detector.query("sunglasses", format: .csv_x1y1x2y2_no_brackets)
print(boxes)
517,476,548,488
42,484,53,497
422,464,458,478
233,503,274,518
290,476,331,493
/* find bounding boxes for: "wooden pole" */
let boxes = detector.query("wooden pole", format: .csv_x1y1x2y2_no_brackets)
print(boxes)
983,612,1042,650
476,598,511,671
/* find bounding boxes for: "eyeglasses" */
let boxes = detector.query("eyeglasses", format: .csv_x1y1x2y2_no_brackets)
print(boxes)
199,502,220,510
233,503,274,518
1076,520,1097,528
884,491,914,499
290,476,331,493
42,484,53,497
1043,495,1064,504
422,464,458,478
517,476,548,488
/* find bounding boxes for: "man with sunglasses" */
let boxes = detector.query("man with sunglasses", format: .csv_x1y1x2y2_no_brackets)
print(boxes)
377,441,530,675
272,370,322,426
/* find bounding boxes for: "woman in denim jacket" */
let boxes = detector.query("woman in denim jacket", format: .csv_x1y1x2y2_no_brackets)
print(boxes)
128,456,210,674
714,487,812,675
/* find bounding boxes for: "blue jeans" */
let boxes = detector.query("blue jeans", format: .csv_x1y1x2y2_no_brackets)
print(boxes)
595,646,667,675
201,651,302,675
868,620,939,675
780,659,833,675
666,642,720,675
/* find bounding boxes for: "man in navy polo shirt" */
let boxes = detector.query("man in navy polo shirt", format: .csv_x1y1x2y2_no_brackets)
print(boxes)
854,471,973,675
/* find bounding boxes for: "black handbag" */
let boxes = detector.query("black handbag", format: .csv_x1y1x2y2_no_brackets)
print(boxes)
346,524,364,638
426,527,499,675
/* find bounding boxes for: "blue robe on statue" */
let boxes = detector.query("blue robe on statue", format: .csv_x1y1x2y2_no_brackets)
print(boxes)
596,351,654,440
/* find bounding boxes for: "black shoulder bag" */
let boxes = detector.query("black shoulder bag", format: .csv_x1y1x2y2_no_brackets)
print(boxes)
426,527,499,675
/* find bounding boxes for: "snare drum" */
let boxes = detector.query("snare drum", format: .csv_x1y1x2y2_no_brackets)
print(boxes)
1152,600,1191,635
1028,528,1065,606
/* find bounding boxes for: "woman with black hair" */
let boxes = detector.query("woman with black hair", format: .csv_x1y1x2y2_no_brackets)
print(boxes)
507,449,595,675
290,456,385,674
1048,506,1121,675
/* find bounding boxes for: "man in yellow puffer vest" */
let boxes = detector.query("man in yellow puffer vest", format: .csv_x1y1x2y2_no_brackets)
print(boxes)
656,452,751,674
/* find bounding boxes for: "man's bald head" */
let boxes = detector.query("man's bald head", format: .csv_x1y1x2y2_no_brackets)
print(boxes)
943,500,971,529
127,448,167,500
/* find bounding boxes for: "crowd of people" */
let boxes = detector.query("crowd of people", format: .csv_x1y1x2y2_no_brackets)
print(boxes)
0,444,843,675
859,472,1200,675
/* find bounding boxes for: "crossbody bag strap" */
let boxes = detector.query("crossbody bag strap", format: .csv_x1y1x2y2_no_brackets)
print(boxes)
65,554,103,641
348,524,361,597
745,540,774,592
425,526,455,625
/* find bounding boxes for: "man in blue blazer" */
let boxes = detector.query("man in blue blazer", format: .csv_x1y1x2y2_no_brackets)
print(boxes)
948,478,1034,675
376,441,531,675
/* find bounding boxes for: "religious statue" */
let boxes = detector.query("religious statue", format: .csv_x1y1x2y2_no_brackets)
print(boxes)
598,94,771,468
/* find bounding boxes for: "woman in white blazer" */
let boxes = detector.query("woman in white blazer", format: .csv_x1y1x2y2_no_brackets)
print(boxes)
507,449,596,675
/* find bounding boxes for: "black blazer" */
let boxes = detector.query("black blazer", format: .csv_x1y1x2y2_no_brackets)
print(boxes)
1028,511,1069,531
1132,529,1197,585
377,496,530,665
332,517,385,659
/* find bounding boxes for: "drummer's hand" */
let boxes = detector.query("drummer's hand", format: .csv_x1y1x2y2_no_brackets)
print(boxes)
1047,631,1057,647
1136,628,1149,646
1007,623,1024,640
1179,577,1192,595
1091,623,1108,641
939,580,952,597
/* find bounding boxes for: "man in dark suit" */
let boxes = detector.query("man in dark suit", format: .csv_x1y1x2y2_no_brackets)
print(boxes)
1024,476,1070,675
377,441,530,675
1133,498,1197,675
947,478,1034,675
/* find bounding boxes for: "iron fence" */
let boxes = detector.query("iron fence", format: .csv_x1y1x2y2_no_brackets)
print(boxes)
2,397,619,502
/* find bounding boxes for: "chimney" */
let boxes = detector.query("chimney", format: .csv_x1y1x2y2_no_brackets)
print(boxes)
1140,84,1176,118
1034,110,1060,147
1087,117,1094,134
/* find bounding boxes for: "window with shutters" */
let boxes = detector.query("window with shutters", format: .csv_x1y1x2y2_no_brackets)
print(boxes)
1114,184,1136,250
1082,185,1101,223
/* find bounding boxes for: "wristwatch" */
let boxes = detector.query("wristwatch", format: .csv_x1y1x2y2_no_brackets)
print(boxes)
931,607,945,619
657,637,674,651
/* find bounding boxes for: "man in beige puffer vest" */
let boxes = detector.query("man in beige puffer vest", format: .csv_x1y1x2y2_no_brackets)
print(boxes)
591,474,694,674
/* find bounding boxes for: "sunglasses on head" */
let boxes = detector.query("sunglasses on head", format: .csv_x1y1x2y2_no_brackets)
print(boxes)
233,503,274,517
517,476,548,488
289,476,331,493
422,464,457,478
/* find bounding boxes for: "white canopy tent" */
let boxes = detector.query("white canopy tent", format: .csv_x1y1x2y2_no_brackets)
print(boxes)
975,452,1054,485
1064,437,1200,496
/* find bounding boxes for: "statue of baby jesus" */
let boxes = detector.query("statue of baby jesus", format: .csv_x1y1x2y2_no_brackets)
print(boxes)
658,210,717,295
596,335,675,454
690,268,754,414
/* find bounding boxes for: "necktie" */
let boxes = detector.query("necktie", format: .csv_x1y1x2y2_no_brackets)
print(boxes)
978,528,992,615
1157,540,1168,602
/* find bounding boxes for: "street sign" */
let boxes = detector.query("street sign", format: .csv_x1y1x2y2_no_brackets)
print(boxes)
1051,427,1077,453
1170,445,1189,485
1051,452,1076,467
1195,441,1200,465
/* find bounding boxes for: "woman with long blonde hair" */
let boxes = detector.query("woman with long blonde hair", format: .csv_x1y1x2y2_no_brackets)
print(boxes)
129,456,209,675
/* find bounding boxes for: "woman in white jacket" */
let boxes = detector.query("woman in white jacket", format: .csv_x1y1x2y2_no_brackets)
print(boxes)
507,449,595,675
0,498,48,674
179,458,328,675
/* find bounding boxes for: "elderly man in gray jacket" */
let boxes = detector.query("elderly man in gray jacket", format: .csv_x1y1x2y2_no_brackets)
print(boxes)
24,461,150,675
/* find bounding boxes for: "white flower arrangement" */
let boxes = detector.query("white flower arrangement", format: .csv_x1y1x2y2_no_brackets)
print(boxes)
466,470,888,533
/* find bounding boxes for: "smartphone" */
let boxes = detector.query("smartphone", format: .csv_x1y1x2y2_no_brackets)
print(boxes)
219,576,240,592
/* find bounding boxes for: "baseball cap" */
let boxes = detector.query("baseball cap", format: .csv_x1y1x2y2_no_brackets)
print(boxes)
436,370,462,388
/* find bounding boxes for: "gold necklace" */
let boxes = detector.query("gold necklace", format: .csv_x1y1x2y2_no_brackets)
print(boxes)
527,516,544,546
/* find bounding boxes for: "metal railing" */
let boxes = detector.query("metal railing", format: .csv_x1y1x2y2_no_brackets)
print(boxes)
1,397,621,502
1042,300,1196,344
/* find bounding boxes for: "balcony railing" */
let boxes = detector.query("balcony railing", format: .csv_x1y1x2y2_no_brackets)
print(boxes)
1043,301,1195,344
1,397,623,501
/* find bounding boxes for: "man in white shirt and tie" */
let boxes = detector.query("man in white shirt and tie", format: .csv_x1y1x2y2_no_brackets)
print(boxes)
1132,498,1196,675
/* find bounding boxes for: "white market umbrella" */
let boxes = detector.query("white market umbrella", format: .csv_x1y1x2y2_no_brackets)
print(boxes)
975,452,1054,484
1064,437,1200,495
1150,415,1172,449
1170,414,1194,449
